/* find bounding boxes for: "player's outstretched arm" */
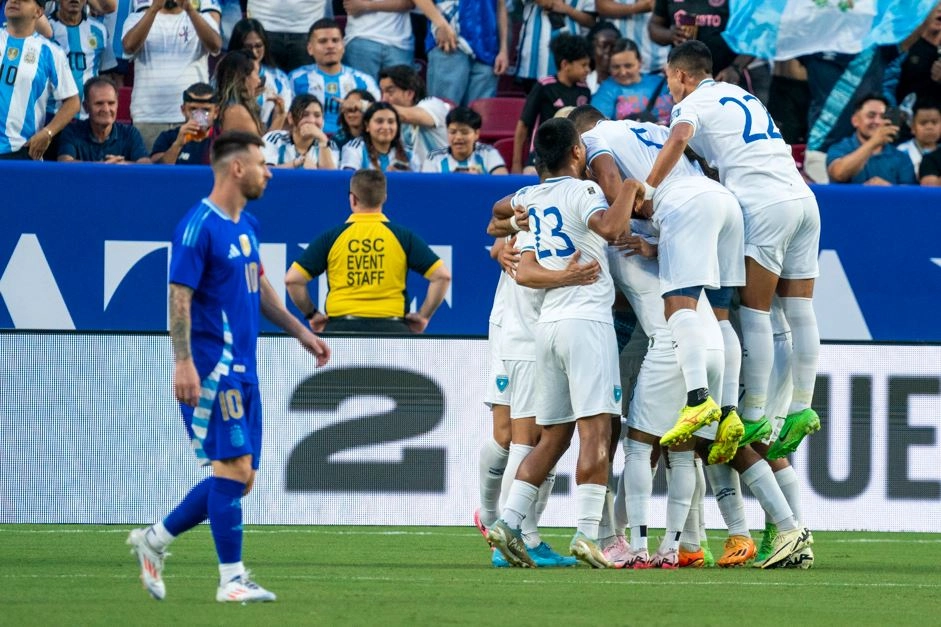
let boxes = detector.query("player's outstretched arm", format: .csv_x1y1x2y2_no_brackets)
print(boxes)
260,276,330,366
646,121,693,189
169,283,200,407
515,250,601,288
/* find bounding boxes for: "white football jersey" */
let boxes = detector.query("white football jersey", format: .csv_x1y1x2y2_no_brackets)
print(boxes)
513,177,614,324
488,268,510,326
670,79,812,211
500,230,542,362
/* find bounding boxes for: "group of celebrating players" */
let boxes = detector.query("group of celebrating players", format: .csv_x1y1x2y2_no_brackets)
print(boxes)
473,39,822,571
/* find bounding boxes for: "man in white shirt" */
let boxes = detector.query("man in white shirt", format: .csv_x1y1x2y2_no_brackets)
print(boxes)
379,63,450,166
342,0,414,79
122,0,222,150
246,0,327,72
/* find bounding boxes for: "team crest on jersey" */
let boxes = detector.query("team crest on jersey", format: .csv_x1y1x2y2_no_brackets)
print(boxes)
23,49,36,64
613,385,622,402
7,47,19,62
88,36,98,49
495,375,509,392
672,107,681,120
238,234,252,256
326,82,339,95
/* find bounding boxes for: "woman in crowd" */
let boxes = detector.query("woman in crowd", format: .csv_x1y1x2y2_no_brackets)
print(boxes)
228,18,292,132
262,94,336,169
214,49,266,135
591,38,673,124
339,102,415,172
331,89,377,152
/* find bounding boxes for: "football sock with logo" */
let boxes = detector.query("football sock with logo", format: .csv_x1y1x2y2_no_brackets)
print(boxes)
741,462,797,532
704,463,749,537
208,477,246,565
739,306,773,420
780,297,820,414
668,308,710,399
161,476,212,541
478,438,509,526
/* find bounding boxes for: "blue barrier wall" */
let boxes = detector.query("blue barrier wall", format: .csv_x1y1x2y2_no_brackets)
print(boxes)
1,161,939,339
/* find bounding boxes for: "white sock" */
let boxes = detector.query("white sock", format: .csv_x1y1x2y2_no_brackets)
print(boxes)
614,467,628,533
523,467,555,548
740,462,797,531
718,320,741,408
780,297,820,414
218,561,245,583
478,438,509,526
664,450,696,553
704,463,749,537
147,522,175,551
502,480,539,529
499,443,532,514
767,329,793,420
774,465,802,526
695,458,708,543
597,468,617,543
739,306,773,420
668,308,710,394
625,438,653,550
680,458,704,550
533,467,555,525
576,483,608,540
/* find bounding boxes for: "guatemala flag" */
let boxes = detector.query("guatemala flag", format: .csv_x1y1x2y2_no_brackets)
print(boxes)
722,0,938,61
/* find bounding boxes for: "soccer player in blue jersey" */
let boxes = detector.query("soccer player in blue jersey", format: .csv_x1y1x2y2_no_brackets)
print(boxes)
127,131,331,603
0,0,80,159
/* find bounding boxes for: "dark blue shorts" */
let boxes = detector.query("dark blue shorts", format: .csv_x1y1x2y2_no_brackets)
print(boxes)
181,375,262,470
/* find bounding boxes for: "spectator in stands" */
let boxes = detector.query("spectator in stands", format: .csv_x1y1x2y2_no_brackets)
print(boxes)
101,0,134,86
920,147,941,185
512,33,591,173
648,0,770,103
0,0,80,160
49,0,118,120
245,0,327,72
585,21,620,93
285,168,451,334
378,64,450,165
595,0,669,74
414,0,509,107
898,99,941,176
895,4,941,109
827,93,917,185
262,94,336,169
214,49,267,135
229,18,294,132
590,37,671,123
289,18,381,137
122,0,222,151
58,76,150,163
339,102,416,171
421,106,508,173
342,0,415,79
331,89,376,153
514,0,595,89
150,82,218,165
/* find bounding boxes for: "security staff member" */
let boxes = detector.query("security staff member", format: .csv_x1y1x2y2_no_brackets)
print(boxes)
285,168,451,334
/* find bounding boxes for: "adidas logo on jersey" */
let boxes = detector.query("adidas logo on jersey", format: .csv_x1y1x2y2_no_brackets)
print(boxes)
228,244,241,259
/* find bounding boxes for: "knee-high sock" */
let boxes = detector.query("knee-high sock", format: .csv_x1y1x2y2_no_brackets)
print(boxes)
523,467,556,548
502,480,539,529
478,438,509,526
597,467,618,543
499,443,532,514
663,450,696,553
614,467,628,534
739,306,773,420
160,476,212,544
718,320,742,408
780,297,820,413
703,463,749,537
741,462,797,531
668,308,710,395
774,465,802,526
680,458,706,549
695,458,708,543
624,438,653,551
208,477,246,566
576,483,608,539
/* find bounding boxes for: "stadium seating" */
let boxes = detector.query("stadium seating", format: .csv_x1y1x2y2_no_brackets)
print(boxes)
117,86,133,124
469,97,525,143
493,136,526,170
791,143,807,171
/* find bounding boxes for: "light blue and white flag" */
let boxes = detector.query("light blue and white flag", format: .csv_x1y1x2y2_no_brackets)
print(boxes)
723,0,938,61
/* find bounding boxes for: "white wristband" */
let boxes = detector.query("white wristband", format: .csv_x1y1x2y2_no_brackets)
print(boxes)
509,214,522,232
643,181,657,201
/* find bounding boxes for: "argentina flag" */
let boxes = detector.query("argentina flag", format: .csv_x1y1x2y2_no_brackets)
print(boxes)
722,0,938,61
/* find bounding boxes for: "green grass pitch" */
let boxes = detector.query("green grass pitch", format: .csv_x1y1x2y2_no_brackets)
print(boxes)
2,525,939,626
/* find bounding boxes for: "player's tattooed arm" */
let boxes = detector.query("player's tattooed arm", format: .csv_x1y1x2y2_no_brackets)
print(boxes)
169,283,194,362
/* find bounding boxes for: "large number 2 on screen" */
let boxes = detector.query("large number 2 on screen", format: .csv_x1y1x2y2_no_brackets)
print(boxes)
720,95,782,144
528,206,576,259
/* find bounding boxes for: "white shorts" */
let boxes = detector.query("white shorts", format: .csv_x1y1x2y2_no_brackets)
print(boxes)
653,180,746,295
608,248,666,338
627,332,723,441
484,322,510,407
743,195,820,279
505,359,538,419
535,319,622,425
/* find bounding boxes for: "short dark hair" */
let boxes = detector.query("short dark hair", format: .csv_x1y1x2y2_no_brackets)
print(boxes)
289,93,323,123
853,92,890,113
211,131,264,166
378,64,426,103
446,106,482,130
612,37,640,59
534,118,579,172
587,21,620,46
308,17,342,39
667,40,713,76
567,104,606,134
912,98,941,117
550,33,591,68
350,169,387,207
83,75,117,103
183,82,216,103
